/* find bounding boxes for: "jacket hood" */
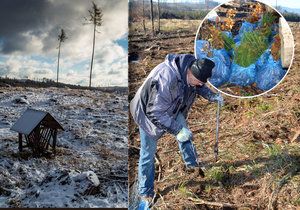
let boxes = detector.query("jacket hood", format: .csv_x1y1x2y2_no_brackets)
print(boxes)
164,54,196,83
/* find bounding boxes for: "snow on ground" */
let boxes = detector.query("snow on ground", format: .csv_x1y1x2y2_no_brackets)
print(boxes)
0,87,128,208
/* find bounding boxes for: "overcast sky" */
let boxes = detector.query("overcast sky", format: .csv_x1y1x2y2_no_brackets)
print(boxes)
0,0,128,87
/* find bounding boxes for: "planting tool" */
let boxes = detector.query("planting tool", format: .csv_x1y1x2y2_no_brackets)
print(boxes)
214,93,221,162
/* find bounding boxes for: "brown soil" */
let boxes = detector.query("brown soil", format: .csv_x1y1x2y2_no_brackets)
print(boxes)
129,19,300,210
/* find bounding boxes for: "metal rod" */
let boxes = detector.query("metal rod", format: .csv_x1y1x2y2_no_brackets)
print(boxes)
214,94,221,162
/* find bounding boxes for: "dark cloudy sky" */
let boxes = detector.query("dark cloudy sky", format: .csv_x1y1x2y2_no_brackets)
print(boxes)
0,0,128,87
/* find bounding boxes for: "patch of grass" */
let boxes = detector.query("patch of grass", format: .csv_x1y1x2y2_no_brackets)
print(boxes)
228,165,236,174
244,92,254,97
257,102,272,112
263,143,282,157
238,142,260,157
240,89,254,97
161,19,199,31
206,166,226,182
244,160,262,176
263,143,288,172
178,181,193,197
245,110,255,118
204,184,212,193
263,144,300,175
160,24,177,32
130,19,200,34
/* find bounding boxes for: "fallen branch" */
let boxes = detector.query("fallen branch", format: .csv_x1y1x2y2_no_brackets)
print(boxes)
129,144,140,150
262,109,284,118
291,127,300,142
97,172,128,183
158,192,168,209
155,153,162,182
188,197,238,208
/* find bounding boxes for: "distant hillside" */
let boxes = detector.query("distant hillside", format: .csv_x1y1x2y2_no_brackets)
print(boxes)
157,1,220,11
129,0,219,20
279,7,300,14
0,77,128,93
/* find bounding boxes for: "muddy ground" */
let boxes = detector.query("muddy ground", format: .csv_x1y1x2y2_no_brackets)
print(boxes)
129,19,300,209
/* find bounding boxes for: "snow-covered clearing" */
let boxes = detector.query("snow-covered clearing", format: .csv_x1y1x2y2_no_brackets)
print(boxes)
0,87,128,208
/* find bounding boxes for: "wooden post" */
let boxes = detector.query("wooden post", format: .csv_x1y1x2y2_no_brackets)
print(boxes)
18,133,22,152
157,0,161,33
142,0,146,34
53,129,57,154
279,17,294,68
150,0,155,36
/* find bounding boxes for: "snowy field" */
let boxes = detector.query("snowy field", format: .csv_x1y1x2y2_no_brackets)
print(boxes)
0,86,128,208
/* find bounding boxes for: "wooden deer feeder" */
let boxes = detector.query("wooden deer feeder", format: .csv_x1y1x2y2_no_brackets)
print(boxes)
11,108,64,155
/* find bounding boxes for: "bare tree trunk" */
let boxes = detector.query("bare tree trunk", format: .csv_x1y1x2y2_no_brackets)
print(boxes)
57,42,61,85
150,0,154,36
142,0,146,34
89,23,96,88
205,0,209,11
157,0,161,33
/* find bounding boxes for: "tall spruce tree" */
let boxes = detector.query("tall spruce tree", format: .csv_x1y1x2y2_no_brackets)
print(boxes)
57,29,67,85
84,1,103,88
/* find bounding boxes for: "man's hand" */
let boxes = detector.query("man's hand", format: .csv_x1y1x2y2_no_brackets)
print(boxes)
210,92,224,106
176,127,192,142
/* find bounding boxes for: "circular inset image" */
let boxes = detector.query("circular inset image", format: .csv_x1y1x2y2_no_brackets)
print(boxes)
195,0,294,98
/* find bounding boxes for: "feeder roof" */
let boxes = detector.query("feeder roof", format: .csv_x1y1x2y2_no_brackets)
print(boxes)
11,108,64,135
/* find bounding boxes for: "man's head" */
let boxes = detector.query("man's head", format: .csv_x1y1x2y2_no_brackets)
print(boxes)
187,58,215,87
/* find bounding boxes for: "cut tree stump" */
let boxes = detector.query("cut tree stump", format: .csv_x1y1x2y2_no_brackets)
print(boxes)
279,17,294,68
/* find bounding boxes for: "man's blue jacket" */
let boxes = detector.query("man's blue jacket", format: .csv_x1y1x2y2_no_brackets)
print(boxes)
130,54,216,139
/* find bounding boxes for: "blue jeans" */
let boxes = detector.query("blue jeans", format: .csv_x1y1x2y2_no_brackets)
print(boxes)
138,113,198,197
